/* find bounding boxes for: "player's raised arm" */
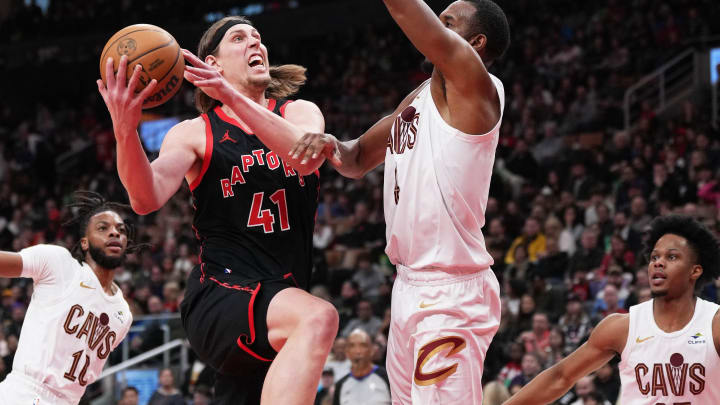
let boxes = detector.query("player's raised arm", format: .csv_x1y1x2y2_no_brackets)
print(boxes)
0,251,23,278
503,314,629,405
98,55,197,215
382,0,498,97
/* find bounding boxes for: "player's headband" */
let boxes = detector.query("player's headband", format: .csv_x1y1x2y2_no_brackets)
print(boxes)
208,20,251,54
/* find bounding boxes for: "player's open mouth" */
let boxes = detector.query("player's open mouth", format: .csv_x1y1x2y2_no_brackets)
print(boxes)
248,54,265,71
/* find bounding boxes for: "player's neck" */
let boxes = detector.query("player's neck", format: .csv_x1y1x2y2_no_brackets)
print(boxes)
652,294,697,333
85,256,117,295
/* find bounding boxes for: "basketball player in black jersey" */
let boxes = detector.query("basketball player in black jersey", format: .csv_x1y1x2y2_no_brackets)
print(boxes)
97,16,339,405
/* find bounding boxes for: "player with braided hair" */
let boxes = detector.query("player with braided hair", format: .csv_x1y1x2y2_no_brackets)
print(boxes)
0,190,138,404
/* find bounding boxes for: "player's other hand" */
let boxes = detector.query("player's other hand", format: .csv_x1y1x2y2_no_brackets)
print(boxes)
97,55,158,136
182,48,237,105
289,133,342,167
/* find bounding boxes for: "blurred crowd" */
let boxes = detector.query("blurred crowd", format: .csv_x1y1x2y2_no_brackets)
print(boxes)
2,0,720,404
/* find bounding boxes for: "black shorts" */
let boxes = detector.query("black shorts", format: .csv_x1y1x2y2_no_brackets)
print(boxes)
180,263,297,404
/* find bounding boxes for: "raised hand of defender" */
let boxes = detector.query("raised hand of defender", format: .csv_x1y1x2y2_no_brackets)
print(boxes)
97,55,158,136
182,48,237,105
289,133,342,167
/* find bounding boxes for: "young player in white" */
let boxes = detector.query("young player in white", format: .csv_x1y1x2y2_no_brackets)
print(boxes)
0,191,135,404
504,215,720,405
289,1,510,403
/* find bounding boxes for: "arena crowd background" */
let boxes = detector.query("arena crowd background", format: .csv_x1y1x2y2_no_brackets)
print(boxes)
2,0,720,404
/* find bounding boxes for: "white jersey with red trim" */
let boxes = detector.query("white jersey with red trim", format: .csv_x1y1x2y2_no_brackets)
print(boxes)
0,244,132,404
619,298,720,405
383,75,505,272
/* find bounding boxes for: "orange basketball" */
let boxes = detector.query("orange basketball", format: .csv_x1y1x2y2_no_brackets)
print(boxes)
100,24,184,109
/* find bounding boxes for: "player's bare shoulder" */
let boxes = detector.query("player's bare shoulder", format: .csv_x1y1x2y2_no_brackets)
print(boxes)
161,117,206,151
283,99,324,132
591,312,630,354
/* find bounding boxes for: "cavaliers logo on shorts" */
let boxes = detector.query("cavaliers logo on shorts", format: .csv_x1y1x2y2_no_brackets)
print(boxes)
413,336,467,386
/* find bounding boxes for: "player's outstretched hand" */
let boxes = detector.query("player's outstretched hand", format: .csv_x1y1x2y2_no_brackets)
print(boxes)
182,48,237,105
289,133,342,167
97,55,158,136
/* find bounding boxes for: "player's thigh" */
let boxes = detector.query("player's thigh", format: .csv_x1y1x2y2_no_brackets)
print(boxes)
410,326,495,405
410,271,501,404
266,287,338,352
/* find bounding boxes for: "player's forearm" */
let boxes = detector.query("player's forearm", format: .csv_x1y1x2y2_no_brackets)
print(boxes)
504,368,573,405
114,130,163,214
224,92,322,176
383,0,453,62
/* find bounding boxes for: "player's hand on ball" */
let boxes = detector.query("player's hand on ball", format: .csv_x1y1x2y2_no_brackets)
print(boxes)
182,49,237,105
289,133,342,167
97,55,157,136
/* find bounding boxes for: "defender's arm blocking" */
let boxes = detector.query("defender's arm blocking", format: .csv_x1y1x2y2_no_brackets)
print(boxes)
382,0,494,97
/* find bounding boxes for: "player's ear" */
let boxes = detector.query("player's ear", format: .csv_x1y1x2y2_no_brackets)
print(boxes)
80,237,89,252
469,33,487,53
205,54,222,71
690,264,703,282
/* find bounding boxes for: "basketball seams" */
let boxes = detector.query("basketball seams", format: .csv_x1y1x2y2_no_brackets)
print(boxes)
100,28,171,66
100,24,184,109
151,45,182,89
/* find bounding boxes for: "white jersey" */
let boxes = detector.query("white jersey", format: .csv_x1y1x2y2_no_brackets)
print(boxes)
384,75,505,271
2,244,132,404
619,298,720,405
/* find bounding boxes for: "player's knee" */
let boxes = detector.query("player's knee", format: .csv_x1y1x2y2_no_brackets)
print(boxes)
303,300,339,347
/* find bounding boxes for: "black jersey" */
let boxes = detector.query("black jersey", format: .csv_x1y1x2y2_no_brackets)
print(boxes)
189,100,319,289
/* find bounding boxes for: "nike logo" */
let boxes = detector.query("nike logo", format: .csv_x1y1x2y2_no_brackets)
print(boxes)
636,336,654,343
80,281,96,290
219,130,237,144
419,301,438,309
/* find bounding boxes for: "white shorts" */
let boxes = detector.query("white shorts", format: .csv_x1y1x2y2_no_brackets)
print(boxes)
386,265,501,405
0,372,75,405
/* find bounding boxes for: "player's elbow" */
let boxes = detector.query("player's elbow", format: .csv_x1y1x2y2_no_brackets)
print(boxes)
129,198,159,216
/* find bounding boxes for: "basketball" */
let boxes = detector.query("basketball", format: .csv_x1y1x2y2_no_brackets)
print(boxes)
100,24,184,109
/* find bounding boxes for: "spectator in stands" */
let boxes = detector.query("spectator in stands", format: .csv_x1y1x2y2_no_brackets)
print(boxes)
119,386,139,405
325,336,351,380
596,284,628,319
509,353,542,388
593,362,620,404
191,385,211,405
540,326,566,368
334,280,361,329
497,341,524,388
505,217,546,264
351,254,386,303
570,375,606,405
333,329,391,405
558,293,592,353
569,228,604,276
482,380,510,405
315,368,334,405
148,368,186,405
341,299,382,338
629,196,652,234
518,312,551,356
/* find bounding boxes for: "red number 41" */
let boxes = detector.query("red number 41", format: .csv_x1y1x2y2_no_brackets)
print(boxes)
247,189,290,233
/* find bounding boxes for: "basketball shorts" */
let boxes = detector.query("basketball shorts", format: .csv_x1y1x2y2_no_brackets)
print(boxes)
386,265,501,405
180,263,296,405
0,372,74,405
